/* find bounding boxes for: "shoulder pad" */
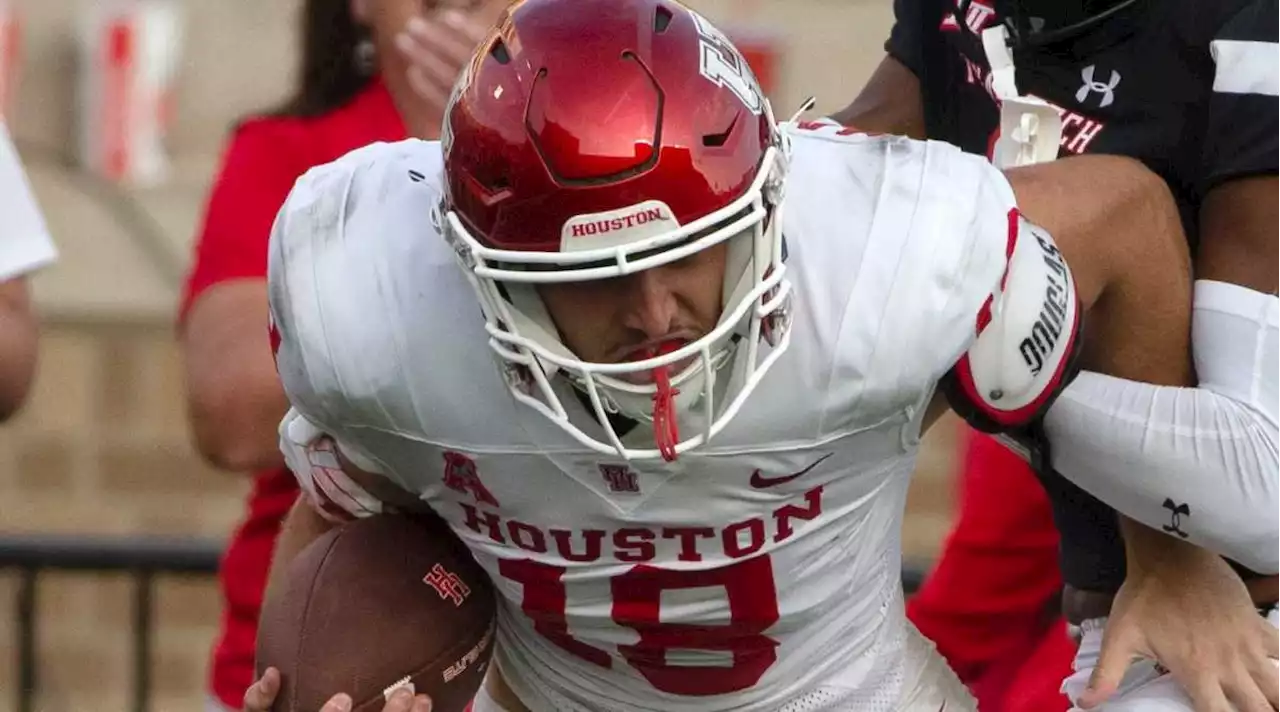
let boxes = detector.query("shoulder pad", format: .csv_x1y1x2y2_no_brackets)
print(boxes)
941,210,1084,432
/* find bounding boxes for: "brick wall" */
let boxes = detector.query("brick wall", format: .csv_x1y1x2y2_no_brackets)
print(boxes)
0,321,249,712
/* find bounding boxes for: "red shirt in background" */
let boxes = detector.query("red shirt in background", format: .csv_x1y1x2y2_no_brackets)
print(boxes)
905,431,1072,712
179,78,406,709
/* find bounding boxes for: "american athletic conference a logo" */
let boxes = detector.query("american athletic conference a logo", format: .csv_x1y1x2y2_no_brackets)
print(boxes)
1076,65,1120,108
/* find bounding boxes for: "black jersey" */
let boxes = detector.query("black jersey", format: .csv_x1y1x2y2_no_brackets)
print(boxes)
889,0,1277,244
886,0,1278,592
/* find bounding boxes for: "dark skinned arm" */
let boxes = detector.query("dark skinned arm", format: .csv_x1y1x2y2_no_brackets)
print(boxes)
828,55,926,139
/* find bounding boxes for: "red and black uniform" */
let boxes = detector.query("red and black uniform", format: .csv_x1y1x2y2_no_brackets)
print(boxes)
884,1,1278,709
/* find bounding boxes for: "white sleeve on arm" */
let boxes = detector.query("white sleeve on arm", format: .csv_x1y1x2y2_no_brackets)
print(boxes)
1043,280,1279,573
0,121,57,281
267,145,407,524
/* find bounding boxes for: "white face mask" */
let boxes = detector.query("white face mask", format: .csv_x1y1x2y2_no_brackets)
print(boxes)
442,143,794,462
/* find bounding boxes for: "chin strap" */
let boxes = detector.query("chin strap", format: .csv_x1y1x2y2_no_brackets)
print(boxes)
650,343,681,462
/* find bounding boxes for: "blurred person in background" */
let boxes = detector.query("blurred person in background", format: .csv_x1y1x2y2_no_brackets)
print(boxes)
178,1,501,710
833,1,1278,711
0,120,57,423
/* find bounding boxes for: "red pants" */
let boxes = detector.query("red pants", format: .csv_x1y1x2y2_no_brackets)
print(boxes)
907,431,1074,712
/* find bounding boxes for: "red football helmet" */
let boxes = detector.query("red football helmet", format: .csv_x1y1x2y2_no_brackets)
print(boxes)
440,0,794,460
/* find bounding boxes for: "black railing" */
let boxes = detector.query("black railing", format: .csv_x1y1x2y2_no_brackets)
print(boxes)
0,535,929,712
0,535,224,712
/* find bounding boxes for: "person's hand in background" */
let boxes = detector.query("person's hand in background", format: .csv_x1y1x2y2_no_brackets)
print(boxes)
395,0,508,120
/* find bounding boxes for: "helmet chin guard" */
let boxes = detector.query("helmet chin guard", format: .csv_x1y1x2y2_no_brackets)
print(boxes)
444,144,793,461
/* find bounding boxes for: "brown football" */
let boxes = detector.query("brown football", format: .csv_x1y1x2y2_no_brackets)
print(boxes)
256,512,496,712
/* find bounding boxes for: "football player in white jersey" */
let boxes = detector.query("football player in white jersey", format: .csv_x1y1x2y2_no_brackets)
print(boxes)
243,1,1276,711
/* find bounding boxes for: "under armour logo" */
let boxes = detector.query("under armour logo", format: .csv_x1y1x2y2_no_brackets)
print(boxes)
1076,65,1120,108
1162,498,1190,538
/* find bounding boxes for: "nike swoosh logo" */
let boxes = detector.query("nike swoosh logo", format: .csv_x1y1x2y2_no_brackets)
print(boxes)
750,453,833,488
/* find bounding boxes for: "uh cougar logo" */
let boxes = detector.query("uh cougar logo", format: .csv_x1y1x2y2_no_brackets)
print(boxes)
1076,65,1121,108
689,10,764,115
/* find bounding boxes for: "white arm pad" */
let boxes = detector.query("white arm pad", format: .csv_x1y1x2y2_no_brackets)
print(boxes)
944,211,1084,431
279,408,386,524
1043,280,1280,573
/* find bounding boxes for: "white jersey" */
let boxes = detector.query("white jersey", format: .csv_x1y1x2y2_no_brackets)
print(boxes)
267,123,1020,711
0,121,57,281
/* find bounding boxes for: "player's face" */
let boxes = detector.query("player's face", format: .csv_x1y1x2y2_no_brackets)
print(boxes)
537,243,728,372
